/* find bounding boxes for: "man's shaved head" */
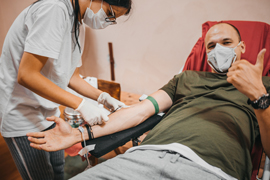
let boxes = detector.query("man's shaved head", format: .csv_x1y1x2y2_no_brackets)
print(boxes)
212,23,241,42
204,23,246,72
205,23,242,52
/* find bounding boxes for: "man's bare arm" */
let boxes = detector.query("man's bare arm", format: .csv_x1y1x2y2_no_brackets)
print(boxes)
254,109,270,156
27,90,173,151
92,90,172,138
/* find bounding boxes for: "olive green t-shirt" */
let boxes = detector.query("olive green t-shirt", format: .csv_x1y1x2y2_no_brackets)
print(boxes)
141,71,270,180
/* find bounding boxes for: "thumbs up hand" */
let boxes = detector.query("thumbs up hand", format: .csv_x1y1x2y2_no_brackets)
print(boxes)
227,49,267,101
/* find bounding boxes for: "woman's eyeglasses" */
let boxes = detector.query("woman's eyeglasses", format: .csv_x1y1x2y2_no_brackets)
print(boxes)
105,5,116,23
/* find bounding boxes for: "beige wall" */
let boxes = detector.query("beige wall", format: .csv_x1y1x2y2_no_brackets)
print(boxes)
1,0,270,95
0,0,34,51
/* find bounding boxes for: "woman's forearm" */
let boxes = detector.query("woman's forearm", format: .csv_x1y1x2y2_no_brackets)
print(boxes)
18,52,82,109
19,71,82,109
68,68,103,101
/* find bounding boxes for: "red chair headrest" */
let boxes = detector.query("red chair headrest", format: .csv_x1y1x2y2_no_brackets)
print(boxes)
183,20,270,76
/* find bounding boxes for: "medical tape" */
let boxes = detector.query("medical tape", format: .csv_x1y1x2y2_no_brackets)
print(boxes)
146,96,159,114
78,126,96,156
78,126,96,170
78,126,86,147
78,144,96,157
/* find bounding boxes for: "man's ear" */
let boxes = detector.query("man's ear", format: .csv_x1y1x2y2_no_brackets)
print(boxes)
240,41,246,54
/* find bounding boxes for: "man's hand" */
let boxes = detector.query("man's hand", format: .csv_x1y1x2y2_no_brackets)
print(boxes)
227,49,267,100
27,116,79,152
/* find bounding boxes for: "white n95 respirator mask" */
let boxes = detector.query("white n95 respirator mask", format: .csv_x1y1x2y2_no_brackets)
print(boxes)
83,0,114,29
207,42,242,74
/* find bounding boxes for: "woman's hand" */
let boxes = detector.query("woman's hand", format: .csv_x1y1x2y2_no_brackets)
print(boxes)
97,92,126,111
27,116,79,152
76,99,109,125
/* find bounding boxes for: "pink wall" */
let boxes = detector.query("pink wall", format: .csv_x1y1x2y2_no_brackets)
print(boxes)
1,0,270,95
0,0,34,51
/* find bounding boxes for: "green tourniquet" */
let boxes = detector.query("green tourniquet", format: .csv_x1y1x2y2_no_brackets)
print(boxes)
141,71,270,180
146,96,159,114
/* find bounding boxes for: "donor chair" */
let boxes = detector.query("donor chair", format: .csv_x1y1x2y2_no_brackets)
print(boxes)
84,20,270,180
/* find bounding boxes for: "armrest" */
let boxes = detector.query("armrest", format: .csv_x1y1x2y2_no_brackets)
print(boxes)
84,114,164,158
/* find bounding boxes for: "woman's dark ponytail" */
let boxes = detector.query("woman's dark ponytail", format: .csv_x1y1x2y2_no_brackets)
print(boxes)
71,0,81,52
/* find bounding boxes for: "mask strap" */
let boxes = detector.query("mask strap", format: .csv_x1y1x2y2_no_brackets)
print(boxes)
101,0,103,8
232,42,241,65
234,41,242,50
233,41,242,62
232,54,237,64
89,0,92,8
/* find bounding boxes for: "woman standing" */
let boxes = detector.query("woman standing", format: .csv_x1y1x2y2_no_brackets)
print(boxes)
0,0,132,179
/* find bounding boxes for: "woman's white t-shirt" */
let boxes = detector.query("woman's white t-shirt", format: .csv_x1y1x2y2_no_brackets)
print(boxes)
0,0,82,137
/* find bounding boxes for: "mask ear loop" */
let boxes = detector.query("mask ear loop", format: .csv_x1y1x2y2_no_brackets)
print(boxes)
233,41,242,51
232,41,242,64
225,42,242,74
227,42,242,74
231,54,237,64
101,0,103,9
236,41,242,48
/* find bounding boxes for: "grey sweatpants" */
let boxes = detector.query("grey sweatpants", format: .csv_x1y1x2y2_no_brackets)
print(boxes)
4,124,65,180
71,149,225,180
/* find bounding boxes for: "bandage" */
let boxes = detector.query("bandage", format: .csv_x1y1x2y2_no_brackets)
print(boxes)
78,126,96,171
146,96,159,114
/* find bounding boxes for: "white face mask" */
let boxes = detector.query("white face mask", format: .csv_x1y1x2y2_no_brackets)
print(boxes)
83,0,114,29
207,42,242,75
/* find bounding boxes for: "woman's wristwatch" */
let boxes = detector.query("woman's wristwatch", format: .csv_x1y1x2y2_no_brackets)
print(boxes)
248,93,270,109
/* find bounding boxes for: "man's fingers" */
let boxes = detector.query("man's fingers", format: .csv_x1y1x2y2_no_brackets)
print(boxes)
255,49,266,69
46,116,57,121
26,132,45,138
229,60,243,72
46,116,63,124
227,77,232,84
228,65,236,72
227,71,233,77
28,137,46,144
30,143,44,150
30,143,54,152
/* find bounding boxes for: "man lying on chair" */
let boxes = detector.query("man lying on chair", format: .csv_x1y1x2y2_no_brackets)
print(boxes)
27,23,270,180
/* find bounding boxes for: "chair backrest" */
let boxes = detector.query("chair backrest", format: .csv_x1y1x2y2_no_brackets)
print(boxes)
183,21,270,75
182,20,270,180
